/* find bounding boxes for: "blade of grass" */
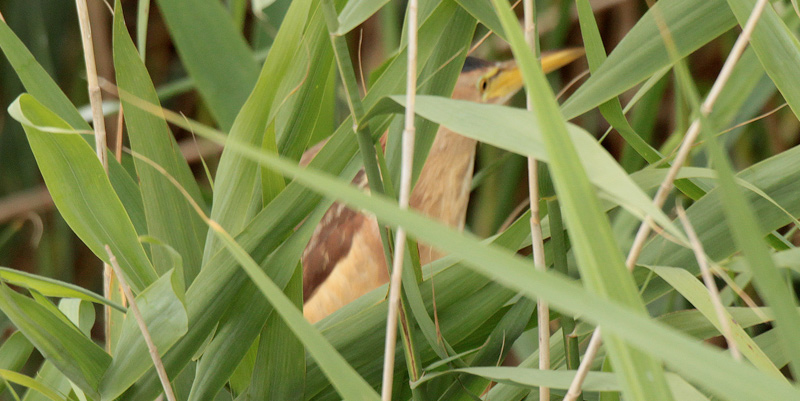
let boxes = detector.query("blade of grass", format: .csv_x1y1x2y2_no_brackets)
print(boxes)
337,0,391,35
381,96,686,244
112,1,206,283
548,198,581,381
0,267,124,311
189,5,335,398
454,0,506,40
652,265,782,375
0,332,34,395
574,0,657,162
0,15,147,242
0,283,109,399
492,0,675,399
125,139,377,401
99,266,187,401
417,367,707,400
638,143,800,304
181,107,800,401
20,361,72,401
568,0,773,394
574,0,704,200
9,95,157,292
725,0,800,122
105,247,177,401
186,193,331,400
200,0,316,262
246,265,305,400
0,370,66,401
439,297,535,400
154,0,259,129
690,59,800,382
135,0,148,60
561,0,737,119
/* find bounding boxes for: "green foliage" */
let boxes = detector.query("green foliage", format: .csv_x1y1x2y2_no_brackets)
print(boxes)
0,0,799,400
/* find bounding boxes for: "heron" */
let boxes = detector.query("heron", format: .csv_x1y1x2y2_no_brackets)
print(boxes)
301,49,584,323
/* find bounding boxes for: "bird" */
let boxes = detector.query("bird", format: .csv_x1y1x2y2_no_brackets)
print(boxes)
301,49,584,323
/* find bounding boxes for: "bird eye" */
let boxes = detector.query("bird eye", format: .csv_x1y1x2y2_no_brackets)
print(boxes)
479,78,488,92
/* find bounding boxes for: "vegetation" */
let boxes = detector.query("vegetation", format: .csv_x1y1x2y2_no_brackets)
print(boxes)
0,0,799,400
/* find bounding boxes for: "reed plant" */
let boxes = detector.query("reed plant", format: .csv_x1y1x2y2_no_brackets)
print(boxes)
0,0,799,400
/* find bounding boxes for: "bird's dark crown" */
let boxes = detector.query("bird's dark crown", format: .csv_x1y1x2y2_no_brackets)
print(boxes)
462,56,493,73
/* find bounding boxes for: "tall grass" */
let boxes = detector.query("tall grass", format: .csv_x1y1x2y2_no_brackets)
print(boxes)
0,0,799,400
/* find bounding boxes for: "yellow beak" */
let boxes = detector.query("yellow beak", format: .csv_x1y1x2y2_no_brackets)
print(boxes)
482,48,584,102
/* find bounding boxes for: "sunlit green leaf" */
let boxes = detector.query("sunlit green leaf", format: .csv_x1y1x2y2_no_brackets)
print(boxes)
0,284,110,399
561,0,736,118
9,95,157,292
0,267,124,311
112,1,207,283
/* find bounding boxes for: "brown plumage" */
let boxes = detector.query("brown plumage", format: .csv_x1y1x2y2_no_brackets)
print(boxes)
301,51,583,323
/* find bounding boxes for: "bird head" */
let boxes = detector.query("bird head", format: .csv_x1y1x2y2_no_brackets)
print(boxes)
453,48,584,104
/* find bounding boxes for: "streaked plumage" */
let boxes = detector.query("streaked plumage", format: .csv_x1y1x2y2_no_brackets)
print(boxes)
302,50,583,323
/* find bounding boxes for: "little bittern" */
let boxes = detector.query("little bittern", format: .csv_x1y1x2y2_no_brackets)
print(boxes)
302,49,583,323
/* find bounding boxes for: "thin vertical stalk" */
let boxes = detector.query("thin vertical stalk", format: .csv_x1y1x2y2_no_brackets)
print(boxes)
105,246,177,401
75,0,111,350
626,0,768,274
564,0,770,397
676,204,741,361
565,328,602,401
382,0,418,398
320,0,388,251
75,0,108,171
524,1,548,400
321,0,422,385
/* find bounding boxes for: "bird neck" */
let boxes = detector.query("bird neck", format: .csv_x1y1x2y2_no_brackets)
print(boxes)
410,128,477,264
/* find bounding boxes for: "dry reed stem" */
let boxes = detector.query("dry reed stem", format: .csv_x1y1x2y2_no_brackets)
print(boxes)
105,246,177,401
676,204,742,361
523,1,550,400
114,104,124,163
565,328,602,400
75,0,109,171
381,0,418,398
563,0,770,397
75,0,113,352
